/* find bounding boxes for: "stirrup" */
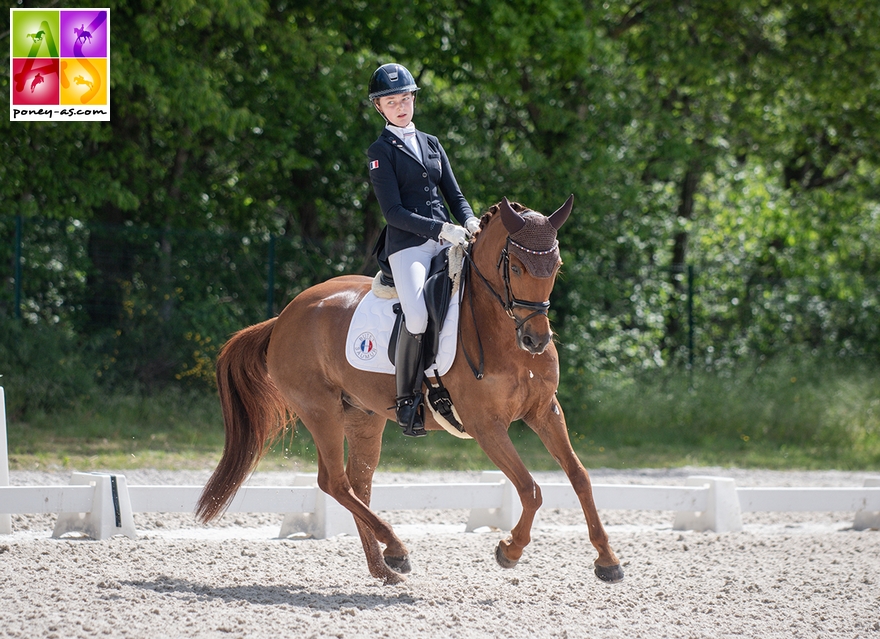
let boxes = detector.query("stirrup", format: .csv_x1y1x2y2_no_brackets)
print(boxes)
396,394,427,438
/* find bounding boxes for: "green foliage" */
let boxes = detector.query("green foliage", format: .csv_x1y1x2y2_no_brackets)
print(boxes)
692,162,880,364
0,318,97,419
559,354,880,468
2,0,880,462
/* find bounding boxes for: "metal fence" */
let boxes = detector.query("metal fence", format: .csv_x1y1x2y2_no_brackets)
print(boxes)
4,214,879,374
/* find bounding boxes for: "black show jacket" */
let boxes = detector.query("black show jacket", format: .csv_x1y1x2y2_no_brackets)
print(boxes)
368,129,474,257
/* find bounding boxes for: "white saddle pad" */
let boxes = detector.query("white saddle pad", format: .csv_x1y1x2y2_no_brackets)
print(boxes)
345,289,460,377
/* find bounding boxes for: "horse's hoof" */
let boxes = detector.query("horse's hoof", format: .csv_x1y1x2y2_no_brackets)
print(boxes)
495,543,519,569
594,562,624,583
384,554,412,574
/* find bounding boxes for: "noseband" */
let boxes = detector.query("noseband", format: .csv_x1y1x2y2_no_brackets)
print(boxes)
460,237,556,379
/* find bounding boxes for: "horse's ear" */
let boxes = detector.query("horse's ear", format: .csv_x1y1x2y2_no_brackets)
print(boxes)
499,197,526,234
549,194,574,230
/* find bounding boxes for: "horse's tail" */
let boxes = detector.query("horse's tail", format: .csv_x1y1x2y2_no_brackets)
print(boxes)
196,318,293,523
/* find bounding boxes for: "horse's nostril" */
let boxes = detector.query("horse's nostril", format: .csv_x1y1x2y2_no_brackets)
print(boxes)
519,331,550,355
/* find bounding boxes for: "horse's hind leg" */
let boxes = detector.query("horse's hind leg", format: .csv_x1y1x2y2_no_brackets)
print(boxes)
528,400,624,583
300,403,409,584
344,410,411,575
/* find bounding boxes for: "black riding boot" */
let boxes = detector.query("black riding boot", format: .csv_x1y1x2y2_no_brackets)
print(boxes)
394,323,426,437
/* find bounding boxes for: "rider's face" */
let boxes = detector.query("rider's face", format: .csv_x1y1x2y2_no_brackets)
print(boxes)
376,92,415,127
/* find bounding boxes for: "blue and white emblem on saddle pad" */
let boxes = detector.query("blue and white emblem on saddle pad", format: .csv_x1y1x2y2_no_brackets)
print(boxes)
345,285,460,377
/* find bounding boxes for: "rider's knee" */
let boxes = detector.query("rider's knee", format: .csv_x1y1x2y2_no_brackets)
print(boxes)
405,309,429,334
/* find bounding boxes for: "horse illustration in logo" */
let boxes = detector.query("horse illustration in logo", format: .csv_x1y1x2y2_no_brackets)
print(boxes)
74,75,94,90
73,24,92,46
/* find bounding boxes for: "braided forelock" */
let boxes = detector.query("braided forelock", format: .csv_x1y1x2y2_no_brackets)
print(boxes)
481,200,531,229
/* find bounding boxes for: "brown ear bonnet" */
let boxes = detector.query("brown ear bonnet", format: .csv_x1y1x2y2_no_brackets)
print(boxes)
499,196,573,278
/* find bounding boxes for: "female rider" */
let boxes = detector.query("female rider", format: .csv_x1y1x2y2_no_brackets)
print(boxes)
367,62,479,437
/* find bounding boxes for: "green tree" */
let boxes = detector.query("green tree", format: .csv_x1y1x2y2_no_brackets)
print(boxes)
3,0,880,392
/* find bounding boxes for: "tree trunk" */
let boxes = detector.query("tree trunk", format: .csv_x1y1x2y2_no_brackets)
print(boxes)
664,159,701,351
160,146,189,323
84,204,133,332
290,170,321,242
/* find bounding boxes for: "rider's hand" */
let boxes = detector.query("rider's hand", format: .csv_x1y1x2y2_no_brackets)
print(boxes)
439,223,468,246
465,217,480,236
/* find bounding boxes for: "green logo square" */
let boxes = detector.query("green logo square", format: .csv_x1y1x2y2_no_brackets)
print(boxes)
11,9,61,58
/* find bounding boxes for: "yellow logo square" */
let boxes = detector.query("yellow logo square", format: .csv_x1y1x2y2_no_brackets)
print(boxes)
60,57,107,106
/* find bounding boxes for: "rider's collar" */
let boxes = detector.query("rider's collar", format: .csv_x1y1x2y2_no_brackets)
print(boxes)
385,122,416,139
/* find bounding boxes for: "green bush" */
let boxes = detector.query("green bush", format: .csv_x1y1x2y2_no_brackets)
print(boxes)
0,319,98,420
559,353,880,464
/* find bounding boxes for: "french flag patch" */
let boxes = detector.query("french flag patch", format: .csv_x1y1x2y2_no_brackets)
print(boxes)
369,160,379,170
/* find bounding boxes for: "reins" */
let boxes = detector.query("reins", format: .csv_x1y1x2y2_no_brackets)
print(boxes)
458,236,553,380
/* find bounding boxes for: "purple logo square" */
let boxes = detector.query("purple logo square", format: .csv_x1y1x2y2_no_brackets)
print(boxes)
59,10,108,58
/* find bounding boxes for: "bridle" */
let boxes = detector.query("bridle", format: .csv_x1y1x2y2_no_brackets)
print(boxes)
485,237,555,328
459,236,556,379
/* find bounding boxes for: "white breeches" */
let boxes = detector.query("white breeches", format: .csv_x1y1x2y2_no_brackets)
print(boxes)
388,239,446,335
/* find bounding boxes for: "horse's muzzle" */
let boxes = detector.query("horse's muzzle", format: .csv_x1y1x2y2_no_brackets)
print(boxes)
517,326,552,355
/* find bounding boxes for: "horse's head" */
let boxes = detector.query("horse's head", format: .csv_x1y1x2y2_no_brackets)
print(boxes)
471,196,573,355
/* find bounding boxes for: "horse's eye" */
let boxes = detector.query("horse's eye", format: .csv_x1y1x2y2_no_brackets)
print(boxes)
510,264,522,276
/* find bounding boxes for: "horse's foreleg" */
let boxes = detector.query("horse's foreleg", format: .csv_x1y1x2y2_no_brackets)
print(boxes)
344,412,411,575
529,400,624,583
471,423,543,569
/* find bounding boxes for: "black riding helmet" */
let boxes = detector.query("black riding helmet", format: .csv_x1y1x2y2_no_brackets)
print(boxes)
368,63,420,101
369,64,420,123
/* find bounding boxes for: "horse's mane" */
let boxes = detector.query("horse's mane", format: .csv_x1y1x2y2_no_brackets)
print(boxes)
479,200,531,230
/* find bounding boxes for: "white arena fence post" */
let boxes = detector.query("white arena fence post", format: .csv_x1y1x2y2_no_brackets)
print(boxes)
851,477,880,531
465,471,522,532
279,474,358,539
673,476,743,533
0,387,11,534
52,472,137,540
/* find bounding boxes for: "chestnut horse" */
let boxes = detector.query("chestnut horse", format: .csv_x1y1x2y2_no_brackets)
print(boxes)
196,197,623,585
